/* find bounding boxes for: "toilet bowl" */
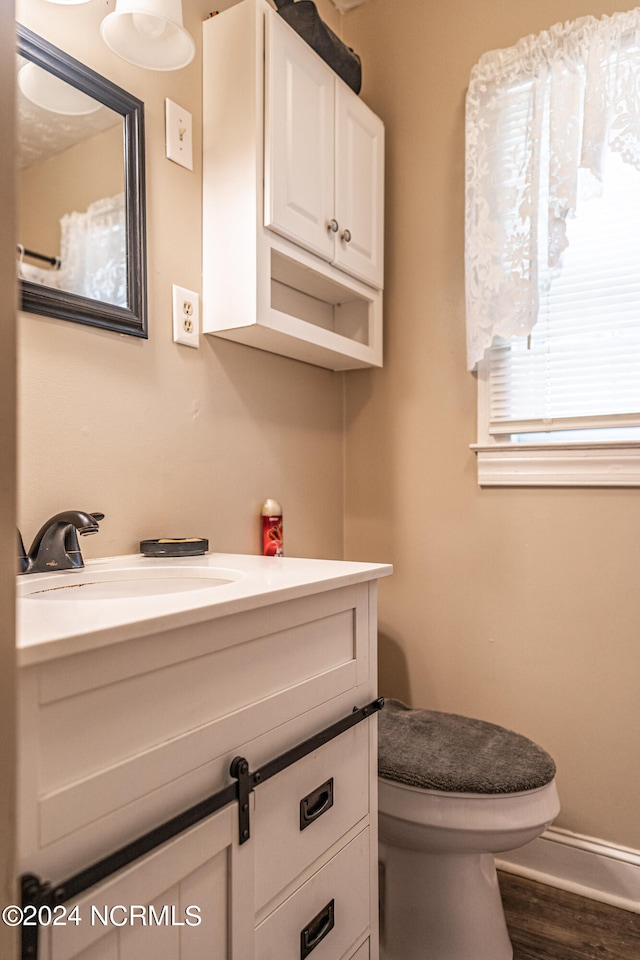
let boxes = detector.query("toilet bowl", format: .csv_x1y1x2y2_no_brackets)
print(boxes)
378,700,560,960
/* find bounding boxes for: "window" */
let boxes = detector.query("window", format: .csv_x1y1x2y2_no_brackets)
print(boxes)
465,10,640,486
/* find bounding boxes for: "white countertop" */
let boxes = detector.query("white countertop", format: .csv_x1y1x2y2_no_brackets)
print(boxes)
16,552,392,666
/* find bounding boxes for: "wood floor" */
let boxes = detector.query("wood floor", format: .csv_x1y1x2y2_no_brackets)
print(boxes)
499,872,640,960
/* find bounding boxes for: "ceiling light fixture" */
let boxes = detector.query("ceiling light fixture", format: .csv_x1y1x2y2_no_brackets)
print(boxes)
100,0,195,71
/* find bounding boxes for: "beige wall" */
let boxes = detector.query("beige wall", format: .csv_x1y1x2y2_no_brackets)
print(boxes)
1,4,17,956
16,0,345,563
343,0,640,850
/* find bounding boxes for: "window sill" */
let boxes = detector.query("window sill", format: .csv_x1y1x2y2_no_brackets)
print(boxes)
471,441,640,487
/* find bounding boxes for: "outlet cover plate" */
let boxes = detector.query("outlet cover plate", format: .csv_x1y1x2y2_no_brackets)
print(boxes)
172,285,199,348
165,99,193,171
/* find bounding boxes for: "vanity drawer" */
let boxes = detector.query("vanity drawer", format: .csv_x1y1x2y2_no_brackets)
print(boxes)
255,827,370,960
254,720,370,910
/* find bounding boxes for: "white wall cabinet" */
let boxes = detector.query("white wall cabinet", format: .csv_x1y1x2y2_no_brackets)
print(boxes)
18,560,388,960
202,0,385,370
265,13,384,290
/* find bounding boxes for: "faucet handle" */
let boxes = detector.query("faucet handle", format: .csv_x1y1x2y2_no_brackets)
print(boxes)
82,512,105,534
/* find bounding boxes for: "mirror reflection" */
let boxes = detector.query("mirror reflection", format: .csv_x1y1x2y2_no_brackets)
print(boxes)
17,56,126,307
16,25,147,338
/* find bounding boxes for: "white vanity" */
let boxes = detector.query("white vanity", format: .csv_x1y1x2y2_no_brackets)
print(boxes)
17,553,391,960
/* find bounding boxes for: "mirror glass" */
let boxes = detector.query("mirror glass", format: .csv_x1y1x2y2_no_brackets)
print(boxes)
16,26,147,337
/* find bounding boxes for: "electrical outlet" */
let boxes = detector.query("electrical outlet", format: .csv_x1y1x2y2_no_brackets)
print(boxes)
172,285,199,348
165,99,193,171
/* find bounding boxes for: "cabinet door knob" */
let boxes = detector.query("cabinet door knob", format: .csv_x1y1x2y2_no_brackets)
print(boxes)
327,218,339,233
341,228,352,243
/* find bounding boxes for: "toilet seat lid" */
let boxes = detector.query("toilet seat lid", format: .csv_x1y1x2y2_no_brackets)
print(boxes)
378,699,556,794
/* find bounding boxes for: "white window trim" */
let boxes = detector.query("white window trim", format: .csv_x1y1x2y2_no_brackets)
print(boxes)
473,362,640,487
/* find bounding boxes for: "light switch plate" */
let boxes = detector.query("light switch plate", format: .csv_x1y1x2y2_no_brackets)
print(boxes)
172,285,199,348
165,99,193,171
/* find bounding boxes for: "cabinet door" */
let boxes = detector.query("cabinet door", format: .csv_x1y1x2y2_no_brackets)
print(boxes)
334,83,385,289
264,12,335,262
44,807,252,960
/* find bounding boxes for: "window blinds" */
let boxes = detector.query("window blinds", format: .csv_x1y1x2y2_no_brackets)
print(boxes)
488,148,640,437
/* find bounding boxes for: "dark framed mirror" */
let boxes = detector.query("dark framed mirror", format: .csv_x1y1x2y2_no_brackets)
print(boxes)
16,25,147,337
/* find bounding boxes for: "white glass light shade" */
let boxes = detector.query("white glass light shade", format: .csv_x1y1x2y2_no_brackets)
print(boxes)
100,0,195,71
18,62,102,115
41,0,91,5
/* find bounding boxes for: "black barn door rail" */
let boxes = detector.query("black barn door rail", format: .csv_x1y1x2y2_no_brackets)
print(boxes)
20,697,383,960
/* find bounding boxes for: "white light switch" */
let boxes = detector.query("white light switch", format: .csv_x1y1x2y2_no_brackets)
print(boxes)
165,99,193,171
172,285,199,347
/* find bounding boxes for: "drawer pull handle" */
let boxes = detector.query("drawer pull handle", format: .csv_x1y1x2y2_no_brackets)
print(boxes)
300,777,334,830
300,899,335,958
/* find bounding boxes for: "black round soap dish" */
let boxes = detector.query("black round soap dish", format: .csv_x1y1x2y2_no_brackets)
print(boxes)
140,538,209,558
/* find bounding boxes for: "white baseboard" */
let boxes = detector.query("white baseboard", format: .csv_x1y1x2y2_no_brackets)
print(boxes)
496,826,640,914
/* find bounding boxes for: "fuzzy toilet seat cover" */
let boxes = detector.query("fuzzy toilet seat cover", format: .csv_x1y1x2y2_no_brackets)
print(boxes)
378,699,556,794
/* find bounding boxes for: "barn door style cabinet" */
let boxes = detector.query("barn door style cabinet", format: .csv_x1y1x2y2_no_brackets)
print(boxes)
202,0,385,370
17,554,391,960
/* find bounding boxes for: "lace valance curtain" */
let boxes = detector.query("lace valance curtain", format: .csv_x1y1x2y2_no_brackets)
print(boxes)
465,8,640,371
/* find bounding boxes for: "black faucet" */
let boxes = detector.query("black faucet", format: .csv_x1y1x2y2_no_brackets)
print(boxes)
19,511,105,575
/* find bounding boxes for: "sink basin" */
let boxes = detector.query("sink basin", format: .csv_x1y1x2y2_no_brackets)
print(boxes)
19,565,243,601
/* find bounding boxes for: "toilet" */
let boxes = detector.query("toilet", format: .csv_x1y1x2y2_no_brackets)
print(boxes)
378,699,559,960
